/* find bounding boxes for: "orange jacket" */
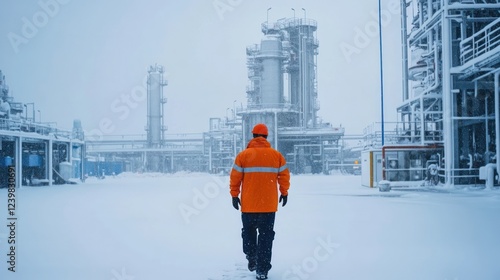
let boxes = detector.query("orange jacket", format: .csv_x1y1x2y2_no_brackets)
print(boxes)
230,137,290,213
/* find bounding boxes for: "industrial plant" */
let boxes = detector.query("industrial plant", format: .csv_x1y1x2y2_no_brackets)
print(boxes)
369,0,500,188
2,1,500,189
0,70,85,188
84,16,345,176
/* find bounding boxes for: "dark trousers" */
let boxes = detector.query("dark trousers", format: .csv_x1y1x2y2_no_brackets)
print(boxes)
241,212,276,273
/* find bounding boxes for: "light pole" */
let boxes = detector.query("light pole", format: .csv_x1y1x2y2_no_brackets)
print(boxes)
37,110,41,123
301,8,306,20
291,8,295,19
378,0,385,146
267,7,271,24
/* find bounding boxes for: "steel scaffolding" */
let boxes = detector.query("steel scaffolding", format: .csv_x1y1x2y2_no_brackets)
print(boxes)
393,0,500,186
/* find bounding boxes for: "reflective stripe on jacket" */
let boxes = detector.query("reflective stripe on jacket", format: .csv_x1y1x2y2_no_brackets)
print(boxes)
230,137,290,213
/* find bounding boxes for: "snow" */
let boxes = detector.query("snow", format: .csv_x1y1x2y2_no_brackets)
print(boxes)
1,173,500,280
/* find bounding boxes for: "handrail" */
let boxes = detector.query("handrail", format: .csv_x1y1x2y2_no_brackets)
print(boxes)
237,103,300,112
460,17,500,65
85,133,205,142
0,118,73,139
261,18,318,34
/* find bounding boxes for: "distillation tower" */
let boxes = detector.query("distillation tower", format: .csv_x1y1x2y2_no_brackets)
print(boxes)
240,17,343,174
386,0,500,186
145,64,168,171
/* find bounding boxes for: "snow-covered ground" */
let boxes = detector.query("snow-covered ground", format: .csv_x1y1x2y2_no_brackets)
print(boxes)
1,173,500,280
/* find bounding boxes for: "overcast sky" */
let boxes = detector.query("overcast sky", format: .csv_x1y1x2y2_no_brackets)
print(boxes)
0,0,404,137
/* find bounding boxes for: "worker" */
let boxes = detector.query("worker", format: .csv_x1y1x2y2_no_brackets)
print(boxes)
230,123,290,280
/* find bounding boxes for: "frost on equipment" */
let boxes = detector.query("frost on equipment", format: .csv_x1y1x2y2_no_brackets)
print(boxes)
0,70,85,188
363,0,500,188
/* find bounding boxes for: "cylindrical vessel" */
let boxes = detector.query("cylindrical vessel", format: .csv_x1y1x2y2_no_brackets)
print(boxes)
148,71,162,147
258,35,284,107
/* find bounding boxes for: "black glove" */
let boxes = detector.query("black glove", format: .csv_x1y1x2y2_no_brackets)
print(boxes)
232,197,240,210
279,195,288,207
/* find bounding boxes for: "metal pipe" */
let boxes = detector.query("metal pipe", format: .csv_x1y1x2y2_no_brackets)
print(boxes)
410,9,442,45
419,0,423,27
171,151,174,171
447,4,500,10
274,111,278,149
411,103,417,141
16,136,22,188
302,35,307,127
242,120,246,148
419,40,441,97
401,0,409,101
420,95,425,145
428,0,432,21
48,138,53,186
379,0,385,145
44,141,49,180
301,8,308,128
233,133,237,159
485,96,490,152
298,29,303,127
209,144,212,173
442,5,453,186
495,71,500,177
472,68,497,82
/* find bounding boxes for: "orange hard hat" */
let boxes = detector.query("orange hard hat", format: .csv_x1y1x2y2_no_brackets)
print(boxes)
252,123,268,135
